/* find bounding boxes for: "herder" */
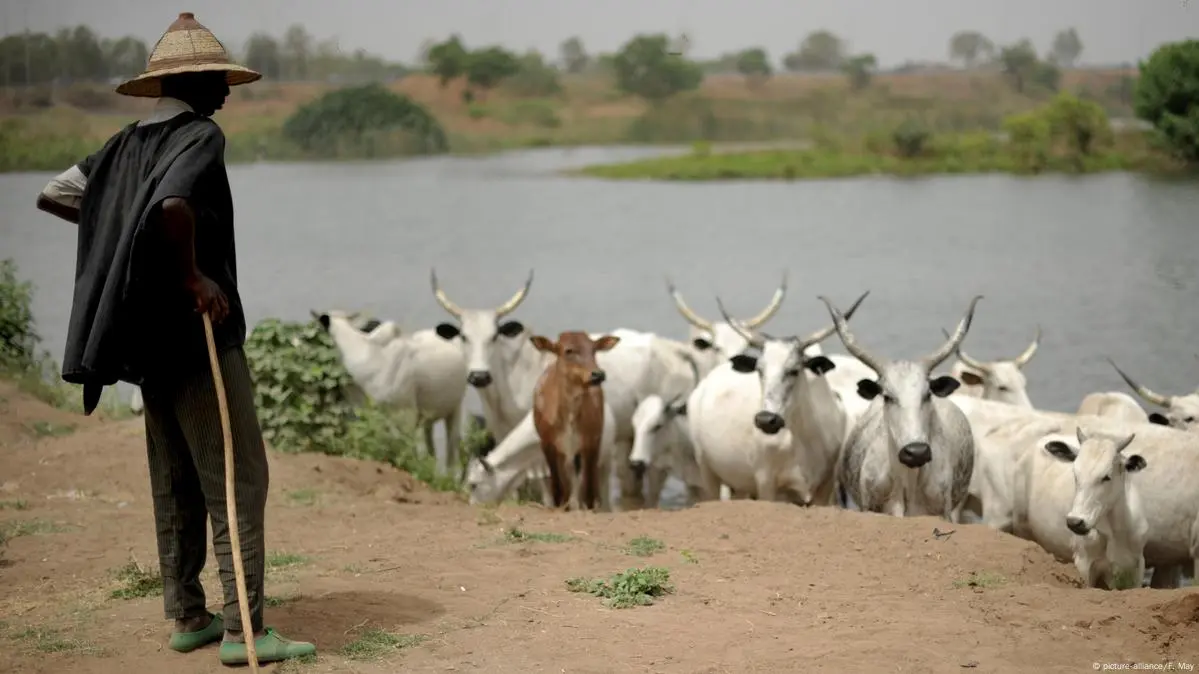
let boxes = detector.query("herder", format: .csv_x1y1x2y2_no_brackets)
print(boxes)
35,12,316,666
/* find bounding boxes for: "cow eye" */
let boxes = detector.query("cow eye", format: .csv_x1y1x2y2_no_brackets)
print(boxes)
784,368,801,377
1186,417,1196,423
997,386,1011,392
1102,476,1112,482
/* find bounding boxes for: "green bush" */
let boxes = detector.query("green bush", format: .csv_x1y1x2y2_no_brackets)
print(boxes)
0,259,40,373
282,83,450,158
892,119,930,158
1003,111,1052,173
1134,39,1199,163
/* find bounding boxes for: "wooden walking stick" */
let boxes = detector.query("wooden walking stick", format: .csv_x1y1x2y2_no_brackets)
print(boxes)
202,313,260,672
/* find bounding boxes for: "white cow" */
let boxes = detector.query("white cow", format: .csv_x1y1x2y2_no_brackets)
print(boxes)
1014,422,1199,588
665,273,788,374
1013,428,1149,590
1107,358,1198,430
467,402,619,511
946,327,1040,406
316,310,468,474
628,394,705,506
826,295,981,522
1077,391,1149,423
687,292,869,504
971,415,1066,531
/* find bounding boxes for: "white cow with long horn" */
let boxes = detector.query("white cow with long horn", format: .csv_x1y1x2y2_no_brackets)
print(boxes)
1107,358,1198,431
314,310,468,474
686,292,869,504
665,272,789,374
946,327,1041,407
825,295,982,522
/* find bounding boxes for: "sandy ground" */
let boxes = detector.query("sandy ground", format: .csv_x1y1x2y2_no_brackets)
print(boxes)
2,379,1197,674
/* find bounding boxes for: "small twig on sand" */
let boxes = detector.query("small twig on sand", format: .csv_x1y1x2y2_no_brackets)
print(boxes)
933,527,956,541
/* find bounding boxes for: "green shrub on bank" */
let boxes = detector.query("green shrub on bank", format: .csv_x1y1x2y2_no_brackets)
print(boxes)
281,83,449,158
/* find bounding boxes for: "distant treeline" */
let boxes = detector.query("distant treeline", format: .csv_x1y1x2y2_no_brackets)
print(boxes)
0,23,1114,89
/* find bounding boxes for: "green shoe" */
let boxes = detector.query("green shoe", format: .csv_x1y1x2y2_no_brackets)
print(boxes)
169,613,224,653
218,628,316,666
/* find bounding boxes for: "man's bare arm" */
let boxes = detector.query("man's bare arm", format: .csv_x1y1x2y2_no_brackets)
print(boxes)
35,194,81,224
160,197,201,285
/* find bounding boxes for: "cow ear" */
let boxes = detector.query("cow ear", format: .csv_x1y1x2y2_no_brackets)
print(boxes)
435,323,460,341
957,369,985,386
1044,440,1078,463
1124,454,1147,472
857,379,882,400
730,354,758,373
593,335,621,352
804,355,835,376
360,318,382,333
929,375,961,398
529,335,555,353
692,337,714,351
670,401,688,417
497,320,525,338
1148,412,1170,426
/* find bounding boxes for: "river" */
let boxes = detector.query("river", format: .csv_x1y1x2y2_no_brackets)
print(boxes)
3,146,1199,426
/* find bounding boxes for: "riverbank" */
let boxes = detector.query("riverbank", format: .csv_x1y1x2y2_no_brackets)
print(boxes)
0,69,1138,173
575,129,1184,181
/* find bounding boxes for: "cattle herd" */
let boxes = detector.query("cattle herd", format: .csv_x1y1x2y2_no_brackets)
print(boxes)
133,270,1199,592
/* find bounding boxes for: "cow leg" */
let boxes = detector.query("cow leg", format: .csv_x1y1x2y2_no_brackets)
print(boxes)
754,471,778,503
581,448,601,510
542,444,566,508
444,406,462,479
422,418,438,467
645,466,669,509
614,440,645,511
696,458,723,502
567,453,584,511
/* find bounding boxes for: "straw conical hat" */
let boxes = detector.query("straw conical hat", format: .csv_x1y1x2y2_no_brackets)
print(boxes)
116,12,261,98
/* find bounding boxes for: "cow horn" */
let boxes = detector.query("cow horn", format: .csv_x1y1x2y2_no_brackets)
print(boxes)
715,297,764,349
941,328,990,373
495,269,534,318
1012,325,1041,367
923,296,983,370
309,310,322,321
1107,358,1171,408
817,295,886,375
665,277,714,332
742,271,789,329
802,291,869,348
430,268,464,319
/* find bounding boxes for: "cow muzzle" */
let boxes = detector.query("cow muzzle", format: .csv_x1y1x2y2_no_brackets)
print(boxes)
753,411,785,435
589,370,606,386
467,370,493,388
1066,516,1090,536
897,442,932,468
629,460,647,480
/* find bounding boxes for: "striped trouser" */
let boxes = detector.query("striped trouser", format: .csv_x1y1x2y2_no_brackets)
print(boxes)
140,345,268,633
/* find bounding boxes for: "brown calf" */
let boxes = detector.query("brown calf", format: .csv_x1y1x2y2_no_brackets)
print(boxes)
529,331,621,510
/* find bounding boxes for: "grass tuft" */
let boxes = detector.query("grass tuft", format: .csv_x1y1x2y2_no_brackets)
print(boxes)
338,628,426,661
566,566,674,608
109,559,163,600
625,535,665,557
502,526,573,544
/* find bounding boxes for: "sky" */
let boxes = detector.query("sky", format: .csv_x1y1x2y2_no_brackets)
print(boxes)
4,0,1196,69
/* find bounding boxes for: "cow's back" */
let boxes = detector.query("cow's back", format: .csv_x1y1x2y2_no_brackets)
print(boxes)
408,329,468,417
1013,432,1076,562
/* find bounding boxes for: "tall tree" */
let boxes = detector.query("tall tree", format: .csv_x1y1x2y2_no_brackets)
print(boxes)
948,31,995,68
612,33,703,102
998,39,1039,93
1050,28,1084,68
243,33,283,80
735,47,772,88
281,24,313,81
782,30,844,72
559,37,589,74
426,35,468,87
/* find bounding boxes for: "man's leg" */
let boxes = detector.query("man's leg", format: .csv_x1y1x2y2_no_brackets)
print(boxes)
170,347,268,636
142,384,214,631
169,346,314,664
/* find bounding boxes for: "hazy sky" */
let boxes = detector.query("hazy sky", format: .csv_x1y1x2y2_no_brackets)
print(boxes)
5,0,1196,68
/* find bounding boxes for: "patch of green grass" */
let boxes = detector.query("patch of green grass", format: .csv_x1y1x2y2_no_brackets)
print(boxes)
953,571,1007,589
109,560,163,600
25,420,76,438
265,593,300,608
9,625,101,655
566,566,674,608
337,628,426,661
266,551,311,570
343,563,365,574
276,654,319,672
680,549,699,564
625,536,665,557
284,488,319,506
476,509,502,526
1112,567,1141,590
502,526,573,544
0,499,28,511
2,519,70,538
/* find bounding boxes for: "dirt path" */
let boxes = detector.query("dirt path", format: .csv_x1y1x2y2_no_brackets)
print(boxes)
2,379,1197,673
